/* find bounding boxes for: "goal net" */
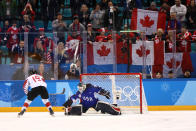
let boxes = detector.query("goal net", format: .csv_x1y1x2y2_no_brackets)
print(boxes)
80,73,148,114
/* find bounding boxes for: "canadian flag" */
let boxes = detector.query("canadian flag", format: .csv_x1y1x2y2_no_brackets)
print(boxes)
163,53,183,78
116,40,164,65
116,41,132,64
131,9,166,35
152,53,193,78
87,42,114,65
65,39,80,62
132,40,154,65
88,40,164,65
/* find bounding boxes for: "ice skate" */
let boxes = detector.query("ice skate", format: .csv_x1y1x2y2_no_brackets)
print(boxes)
18,109,26,117
49,108,54,116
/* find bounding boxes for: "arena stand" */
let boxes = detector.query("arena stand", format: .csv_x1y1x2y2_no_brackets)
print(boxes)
0,0,195,79
0,0,196,111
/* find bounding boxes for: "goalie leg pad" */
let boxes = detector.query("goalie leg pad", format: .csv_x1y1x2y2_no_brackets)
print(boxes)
96,101,121,115
66,105,82,115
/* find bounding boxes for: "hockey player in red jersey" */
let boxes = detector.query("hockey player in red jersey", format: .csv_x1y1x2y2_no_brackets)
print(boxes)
18,69,54,117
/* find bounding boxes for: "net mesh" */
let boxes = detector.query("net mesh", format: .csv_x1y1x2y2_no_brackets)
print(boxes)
81,73,148,114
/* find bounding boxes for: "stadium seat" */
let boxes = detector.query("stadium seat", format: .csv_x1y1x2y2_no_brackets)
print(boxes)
65,32,68,41
156,0,161,6
62,8,72,18
112,0,120,4
0,21,2,28
1,57,10,65
45,33,54,39
191,43,196,53
123,19,131,26
65,20,73,27
89,8,93,13
118,7,124,17
64,0,70,6
34,20,44,30
96,0,101,3
48,21,53,31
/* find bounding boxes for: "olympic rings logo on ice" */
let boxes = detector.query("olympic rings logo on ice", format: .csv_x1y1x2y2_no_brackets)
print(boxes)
116,86,140,102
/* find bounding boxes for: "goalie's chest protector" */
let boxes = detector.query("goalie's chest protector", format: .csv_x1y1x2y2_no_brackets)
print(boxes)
80,87,100,108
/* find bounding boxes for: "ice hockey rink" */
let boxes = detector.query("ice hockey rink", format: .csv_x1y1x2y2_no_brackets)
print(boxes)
0,111,196,131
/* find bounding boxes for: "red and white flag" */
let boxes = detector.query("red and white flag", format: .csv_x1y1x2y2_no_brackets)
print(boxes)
163,53,183,78
65,39,80,62
87,42,114,65
153,53,193,78
132,40,154,65
45,51,52,64
131,9,166,35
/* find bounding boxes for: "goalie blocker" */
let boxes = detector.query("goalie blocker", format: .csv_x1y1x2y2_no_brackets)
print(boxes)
65,101,121,115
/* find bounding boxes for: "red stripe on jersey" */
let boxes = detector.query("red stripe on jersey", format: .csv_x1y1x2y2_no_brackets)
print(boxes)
42,78,45,82
23,103,29,108
23,80,27,89
112,106,121,112
45,102,51,107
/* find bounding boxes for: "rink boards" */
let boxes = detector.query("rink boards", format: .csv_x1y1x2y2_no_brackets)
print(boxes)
0,79,196,111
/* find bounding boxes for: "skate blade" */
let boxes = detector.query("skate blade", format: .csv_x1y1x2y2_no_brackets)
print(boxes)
17,115,22,118
50,114,55,117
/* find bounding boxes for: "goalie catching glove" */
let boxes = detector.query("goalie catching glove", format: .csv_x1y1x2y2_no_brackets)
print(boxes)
98,89,111,99
62,99,82,115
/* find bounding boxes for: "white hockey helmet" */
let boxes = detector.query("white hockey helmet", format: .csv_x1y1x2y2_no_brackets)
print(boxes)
77,82,86,93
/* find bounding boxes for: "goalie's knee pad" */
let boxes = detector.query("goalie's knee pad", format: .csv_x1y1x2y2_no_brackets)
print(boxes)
96,101,121,115
65,105,82,116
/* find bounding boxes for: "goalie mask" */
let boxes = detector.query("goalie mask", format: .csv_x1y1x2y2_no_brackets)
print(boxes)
77,82,86,93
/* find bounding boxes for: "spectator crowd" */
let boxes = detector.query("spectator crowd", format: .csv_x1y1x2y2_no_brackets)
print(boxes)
0,0,196,79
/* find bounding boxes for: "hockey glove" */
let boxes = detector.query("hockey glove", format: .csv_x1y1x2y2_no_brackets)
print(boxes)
63,98,73,108
64,107,72,115
99,89,111,99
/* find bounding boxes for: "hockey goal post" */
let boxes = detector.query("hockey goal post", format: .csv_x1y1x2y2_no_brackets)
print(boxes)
80,73,148,114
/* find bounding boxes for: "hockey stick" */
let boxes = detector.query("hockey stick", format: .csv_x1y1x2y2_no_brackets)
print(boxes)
49,88,66,95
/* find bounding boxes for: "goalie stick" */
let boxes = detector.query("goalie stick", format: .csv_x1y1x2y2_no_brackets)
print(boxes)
49,88,65,95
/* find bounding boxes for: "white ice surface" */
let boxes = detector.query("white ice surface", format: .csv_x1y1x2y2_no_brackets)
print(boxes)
0,111,196,131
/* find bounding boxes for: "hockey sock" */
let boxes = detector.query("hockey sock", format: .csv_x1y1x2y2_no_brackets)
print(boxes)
21,99,32,111
42,99,52,110
42,99,54,115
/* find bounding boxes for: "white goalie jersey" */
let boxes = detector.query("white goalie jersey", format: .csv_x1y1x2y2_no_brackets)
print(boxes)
23,74,47,94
